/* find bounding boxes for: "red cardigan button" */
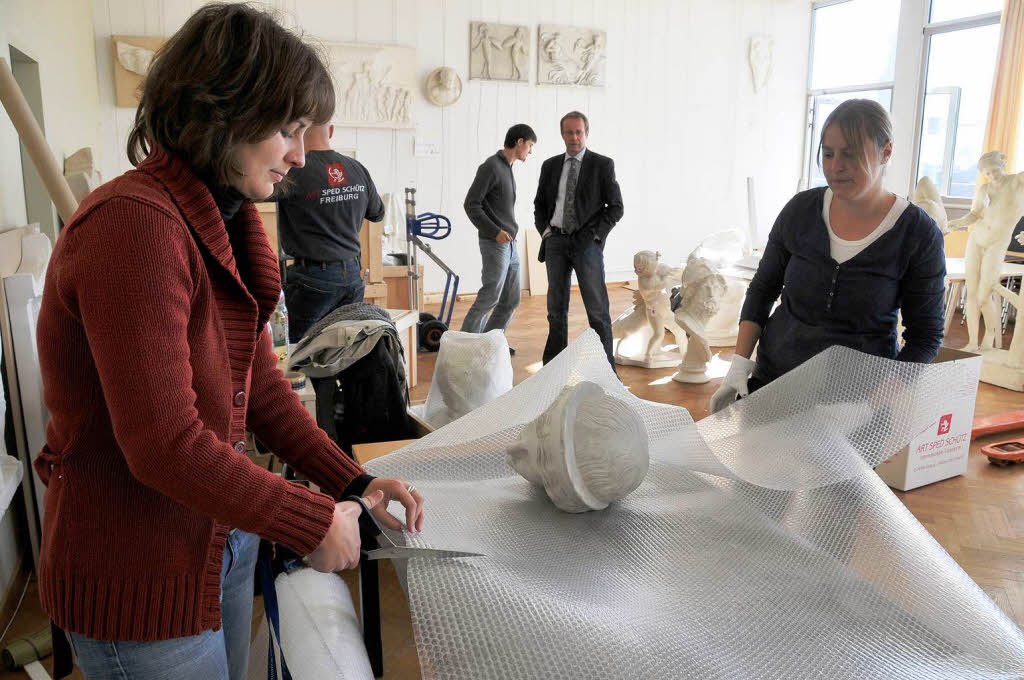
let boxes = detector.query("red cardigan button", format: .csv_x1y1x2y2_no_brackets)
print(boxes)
233,441,246,453
233,391,245,407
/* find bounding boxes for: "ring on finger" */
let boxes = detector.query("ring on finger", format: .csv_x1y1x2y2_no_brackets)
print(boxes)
406,484,416,494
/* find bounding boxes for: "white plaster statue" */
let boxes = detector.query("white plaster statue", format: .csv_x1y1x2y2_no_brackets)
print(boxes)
611,251,687,368
423,330,513,427
912,176,948,234
948,151,1024,366
425,67,462,107
747,35,773,93
115,40,155,76
507,381,649,513
673,253,728,384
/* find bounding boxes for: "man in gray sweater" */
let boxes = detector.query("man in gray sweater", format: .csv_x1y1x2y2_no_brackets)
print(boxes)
460,124,536,348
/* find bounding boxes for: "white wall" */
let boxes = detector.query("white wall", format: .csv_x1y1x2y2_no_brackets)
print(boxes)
93,0,811,293
0,0,102,230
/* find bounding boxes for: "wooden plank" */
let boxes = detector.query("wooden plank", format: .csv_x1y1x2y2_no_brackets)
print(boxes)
383,265,422,310
524,228,547,296
352,439,417,465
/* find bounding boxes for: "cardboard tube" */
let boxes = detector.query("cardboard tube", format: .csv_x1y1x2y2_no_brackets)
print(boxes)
0,57,79,223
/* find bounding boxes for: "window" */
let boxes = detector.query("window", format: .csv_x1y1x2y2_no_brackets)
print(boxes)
804,0,902,188
929,0,1003,23
913,4,1001,199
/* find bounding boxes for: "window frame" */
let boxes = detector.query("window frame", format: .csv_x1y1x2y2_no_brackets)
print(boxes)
909,7,1002,207
803,0,898,189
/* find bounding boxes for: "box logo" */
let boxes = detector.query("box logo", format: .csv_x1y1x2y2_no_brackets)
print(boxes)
937,413,952,435
325,163,347,186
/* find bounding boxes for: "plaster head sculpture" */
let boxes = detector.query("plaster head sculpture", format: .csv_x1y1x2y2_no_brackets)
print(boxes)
911,176,948,234
747,35,773,93
978,150,1007,181
676,255,727,330
673,254,728,383
424,329,513,427
507,381,649,513
633,250,658,276
425,66,462,107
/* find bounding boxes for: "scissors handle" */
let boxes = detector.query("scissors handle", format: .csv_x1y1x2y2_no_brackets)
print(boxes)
344,494,398,550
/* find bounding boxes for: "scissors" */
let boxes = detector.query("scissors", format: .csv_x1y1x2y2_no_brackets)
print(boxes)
346,495,483,561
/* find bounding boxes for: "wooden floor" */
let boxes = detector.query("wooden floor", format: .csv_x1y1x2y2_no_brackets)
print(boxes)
1,284,1021,679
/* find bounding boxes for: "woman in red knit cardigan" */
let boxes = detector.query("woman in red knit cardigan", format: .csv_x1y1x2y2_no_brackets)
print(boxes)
34,4,423,678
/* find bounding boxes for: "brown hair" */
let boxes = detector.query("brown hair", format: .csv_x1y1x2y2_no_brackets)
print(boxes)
560,110,590,134
817,99,892,175
127,3,335,186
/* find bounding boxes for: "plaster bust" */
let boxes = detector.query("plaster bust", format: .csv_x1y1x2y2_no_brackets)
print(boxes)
425,66,462,107
673,253,728,383
506,381,649,513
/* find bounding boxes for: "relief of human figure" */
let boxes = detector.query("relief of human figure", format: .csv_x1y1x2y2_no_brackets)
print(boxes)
576,33,605,86
541,32,570,84
947,151,1024,356
396,90,411,123
472,24,503,78
503,27,528,80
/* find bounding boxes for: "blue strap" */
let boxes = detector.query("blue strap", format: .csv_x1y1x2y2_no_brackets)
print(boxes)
257,547,293,680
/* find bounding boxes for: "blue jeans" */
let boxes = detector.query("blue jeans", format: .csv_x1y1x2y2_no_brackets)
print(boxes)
542,230,614,366
67,530,260,680
460,237,521,334
285,257,364,343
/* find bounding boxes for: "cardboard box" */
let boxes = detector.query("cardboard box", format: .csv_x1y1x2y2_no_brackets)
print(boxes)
875,347,982,491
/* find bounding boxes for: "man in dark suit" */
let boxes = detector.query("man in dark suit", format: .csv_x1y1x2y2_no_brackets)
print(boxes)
534,111,624,365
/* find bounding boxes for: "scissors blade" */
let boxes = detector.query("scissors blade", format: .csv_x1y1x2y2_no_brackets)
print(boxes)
364,546,484,560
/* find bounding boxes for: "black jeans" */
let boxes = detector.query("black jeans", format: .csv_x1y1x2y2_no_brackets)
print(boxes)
542,229,614,366
284,256,364,343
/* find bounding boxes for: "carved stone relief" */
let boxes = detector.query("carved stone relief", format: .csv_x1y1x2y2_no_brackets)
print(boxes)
326,42,417,129
425,66,463,106
747,35,773,93
469,23,529,82
537,25,606,87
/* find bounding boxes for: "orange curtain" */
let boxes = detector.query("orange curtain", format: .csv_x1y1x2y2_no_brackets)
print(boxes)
983,0,1024,172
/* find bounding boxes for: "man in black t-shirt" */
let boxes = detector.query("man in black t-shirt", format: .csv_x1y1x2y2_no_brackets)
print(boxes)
276,123,385,342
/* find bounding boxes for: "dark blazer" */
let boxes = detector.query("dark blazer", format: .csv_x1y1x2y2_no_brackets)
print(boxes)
533,149,624,262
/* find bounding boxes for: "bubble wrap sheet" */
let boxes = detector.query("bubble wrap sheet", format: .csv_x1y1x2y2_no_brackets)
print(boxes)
366,331,1024,679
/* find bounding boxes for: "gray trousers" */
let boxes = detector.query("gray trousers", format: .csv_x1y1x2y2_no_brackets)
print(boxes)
461,236,521,334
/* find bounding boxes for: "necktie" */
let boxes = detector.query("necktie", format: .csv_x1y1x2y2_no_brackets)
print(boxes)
562,158,580,233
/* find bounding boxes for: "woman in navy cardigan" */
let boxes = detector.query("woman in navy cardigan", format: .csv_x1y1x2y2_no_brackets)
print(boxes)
710,100,946,413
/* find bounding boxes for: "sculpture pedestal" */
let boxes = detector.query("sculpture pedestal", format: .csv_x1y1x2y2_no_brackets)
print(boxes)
672,365,711,384
616,351,681,369
979,348,1024,391
612,307,686,369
